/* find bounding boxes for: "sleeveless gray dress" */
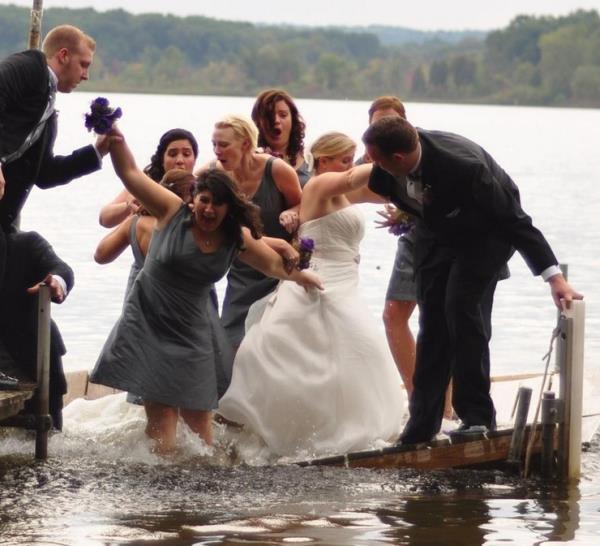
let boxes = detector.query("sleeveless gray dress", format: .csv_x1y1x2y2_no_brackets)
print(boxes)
124,216,147,405
221,157,292,347
91,204,236,410
122,215,145,304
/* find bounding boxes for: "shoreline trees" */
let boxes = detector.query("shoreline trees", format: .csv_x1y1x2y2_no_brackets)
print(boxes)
1,6,598,107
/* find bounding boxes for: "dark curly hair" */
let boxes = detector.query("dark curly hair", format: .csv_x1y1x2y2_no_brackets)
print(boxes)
251,89,305,167
191,169,263,250
144,128,199,182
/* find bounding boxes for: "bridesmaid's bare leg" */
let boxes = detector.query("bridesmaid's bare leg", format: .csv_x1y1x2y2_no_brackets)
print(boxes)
181,409,213,446
144,401,179,454
383,299,417,397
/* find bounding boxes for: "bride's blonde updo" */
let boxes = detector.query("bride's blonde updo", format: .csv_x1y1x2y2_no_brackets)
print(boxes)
310,132,356,173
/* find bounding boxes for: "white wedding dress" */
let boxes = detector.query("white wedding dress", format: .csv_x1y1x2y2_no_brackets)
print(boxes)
218,205,406,458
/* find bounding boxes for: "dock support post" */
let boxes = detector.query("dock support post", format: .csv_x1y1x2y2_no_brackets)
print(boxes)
507,387,532,468
541,391,561,478
34,285,51,460
27,1,44,49
557,300,585,481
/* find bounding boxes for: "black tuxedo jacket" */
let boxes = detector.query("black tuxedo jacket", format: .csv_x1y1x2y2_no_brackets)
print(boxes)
0,49,101,231
0,230,74,425
368,128,557,275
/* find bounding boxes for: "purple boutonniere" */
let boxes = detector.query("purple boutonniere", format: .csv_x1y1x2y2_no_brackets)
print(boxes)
293,236,315,270
84,97,122,134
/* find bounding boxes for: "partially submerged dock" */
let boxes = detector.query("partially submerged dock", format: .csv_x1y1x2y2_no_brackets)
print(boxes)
298,301,587,481
1,294,589,482
0,286,53,458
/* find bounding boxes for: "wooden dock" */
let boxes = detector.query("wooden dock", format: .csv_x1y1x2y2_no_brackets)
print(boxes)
297,301,586,479
0,286,52,458
298,426,549,470
0,389,35,422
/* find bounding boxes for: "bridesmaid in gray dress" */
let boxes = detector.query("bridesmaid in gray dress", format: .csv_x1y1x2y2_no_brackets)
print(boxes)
98,128,200,303
95,170,233,401
91,128,322,454
197,115,302,348
252,88,311,186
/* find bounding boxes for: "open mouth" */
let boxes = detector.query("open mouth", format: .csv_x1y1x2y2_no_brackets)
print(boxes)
199,216,217,228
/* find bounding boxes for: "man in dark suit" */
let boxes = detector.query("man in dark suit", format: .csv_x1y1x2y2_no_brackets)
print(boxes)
0,228,74,430
344,116,582,444
0,24,108,232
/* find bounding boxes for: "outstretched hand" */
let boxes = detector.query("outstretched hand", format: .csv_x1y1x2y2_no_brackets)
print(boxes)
548,274,584,310
374,203,399,229
27,274,66,304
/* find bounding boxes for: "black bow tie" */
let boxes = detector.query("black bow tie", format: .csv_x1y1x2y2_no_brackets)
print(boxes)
407,166,422,183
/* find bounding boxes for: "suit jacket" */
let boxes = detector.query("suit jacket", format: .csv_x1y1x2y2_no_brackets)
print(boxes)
0,230,74,425
0,49,101,231
368,128,557,276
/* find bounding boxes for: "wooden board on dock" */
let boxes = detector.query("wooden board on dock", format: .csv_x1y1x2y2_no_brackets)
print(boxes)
297,426,549,470
0,388,35,422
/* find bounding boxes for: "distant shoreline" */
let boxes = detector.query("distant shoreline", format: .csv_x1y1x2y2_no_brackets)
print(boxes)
79,87,600,110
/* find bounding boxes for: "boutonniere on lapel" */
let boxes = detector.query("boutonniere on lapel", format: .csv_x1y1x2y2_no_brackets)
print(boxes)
423,184,434,206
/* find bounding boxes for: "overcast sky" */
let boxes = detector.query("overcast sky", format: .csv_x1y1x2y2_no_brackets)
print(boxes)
3,0,600,30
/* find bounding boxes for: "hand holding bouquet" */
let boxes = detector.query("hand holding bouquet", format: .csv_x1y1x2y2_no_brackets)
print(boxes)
292,236,315,270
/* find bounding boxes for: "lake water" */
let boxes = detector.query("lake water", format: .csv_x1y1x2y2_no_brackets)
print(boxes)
1,93,600,544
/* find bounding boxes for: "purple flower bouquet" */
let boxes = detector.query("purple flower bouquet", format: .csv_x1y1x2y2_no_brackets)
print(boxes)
387,208,413,236
84,97,122,134
293,236,315,270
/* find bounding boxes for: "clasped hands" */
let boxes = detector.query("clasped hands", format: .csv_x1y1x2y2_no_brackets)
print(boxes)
95,126,125,156
279,208,299,233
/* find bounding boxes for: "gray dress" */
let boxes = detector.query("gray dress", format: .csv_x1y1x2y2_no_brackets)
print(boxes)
122,215,145,305
295,160,311,187
124,216,146,405
91,204,236,410
221,157,291,347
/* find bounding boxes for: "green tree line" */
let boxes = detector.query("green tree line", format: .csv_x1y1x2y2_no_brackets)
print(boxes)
1,5,599,106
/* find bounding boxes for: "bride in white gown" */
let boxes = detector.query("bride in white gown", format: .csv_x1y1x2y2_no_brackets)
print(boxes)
218,133,406,458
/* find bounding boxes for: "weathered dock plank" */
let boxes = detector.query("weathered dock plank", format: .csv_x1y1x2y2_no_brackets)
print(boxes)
298,427,550,471
0,389,35,422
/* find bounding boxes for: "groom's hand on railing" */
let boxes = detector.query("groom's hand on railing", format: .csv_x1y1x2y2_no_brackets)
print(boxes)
548,273,584,310
27,274,67,304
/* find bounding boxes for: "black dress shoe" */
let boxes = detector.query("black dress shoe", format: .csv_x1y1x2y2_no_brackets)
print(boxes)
395,434,435,447
449,423,489,437
0,371,20,390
